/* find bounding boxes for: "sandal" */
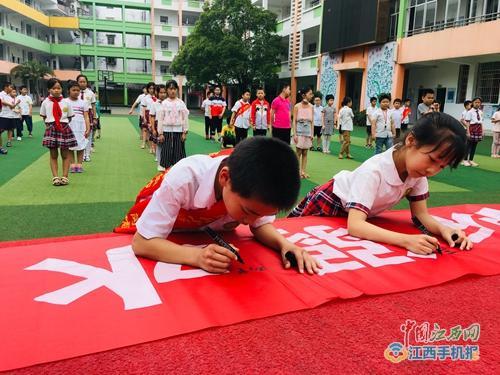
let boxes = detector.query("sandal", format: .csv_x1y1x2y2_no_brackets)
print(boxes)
52,177,61,186
60,177,69,186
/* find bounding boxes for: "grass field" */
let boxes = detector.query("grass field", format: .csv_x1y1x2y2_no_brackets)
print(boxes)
1,114,498,241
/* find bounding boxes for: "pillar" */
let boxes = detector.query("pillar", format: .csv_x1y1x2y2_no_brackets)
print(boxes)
391,62,405,102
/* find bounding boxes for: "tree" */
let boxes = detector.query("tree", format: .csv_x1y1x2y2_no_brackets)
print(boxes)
10,60,54,102
171,0,282,93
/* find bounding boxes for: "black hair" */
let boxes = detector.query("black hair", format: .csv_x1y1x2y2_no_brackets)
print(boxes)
165,80,178,90
20,85,27,90
325,94,334,101
146,81,156,91
403,112,467,169
279,82,290,93
421,88,434,97
2,82,12,90
472,97,482,103
76,74,88,83
67,80,80,90
227,137,300,210
463,100,472,107
341,96,352,107
47,78,62,90
393,98,402,104
298,86,312,101
370,96,377,102
404,98,411,102
241,89,251,96
156,84,166,94
256,87,265,92
378,93,391,102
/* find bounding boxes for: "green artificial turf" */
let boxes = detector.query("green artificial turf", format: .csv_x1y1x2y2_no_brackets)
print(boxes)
1,114,498,241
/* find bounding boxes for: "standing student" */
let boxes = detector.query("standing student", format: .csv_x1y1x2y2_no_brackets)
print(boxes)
491,106,500,158
417,89,435,120
40,78,76,186
149,84,167,171
337,96,354,159
0,82,19,149
250,87,270,136
67,80,90,173
290,112,472,255
140,82,156,150
94,93,101,139
271,83,292,144
365,96,377,148
391,98,404,139
401,98,412,133
463,97,484,167
77,75,97,162
10,88,23,141
312,95,324,151
322,94,336,154
208,86,226,141
230,90,252,145
129,86,148,136
18,86,33,138
460,100,472,129
201,91,212,140
157,80,189,169
371,93,395,155
292,87,314,179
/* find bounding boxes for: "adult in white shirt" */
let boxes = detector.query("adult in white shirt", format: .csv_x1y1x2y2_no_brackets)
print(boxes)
371,93,396,155
18,86,33,138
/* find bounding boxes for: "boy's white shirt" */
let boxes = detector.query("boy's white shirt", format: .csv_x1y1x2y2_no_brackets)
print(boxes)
18,94,33,116
333,147,429,218
231,99,251,129
0,91,18,118
136,155,275,240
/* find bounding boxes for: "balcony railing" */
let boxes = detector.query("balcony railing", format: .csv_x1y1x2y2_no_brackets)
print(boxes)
407,11,500,37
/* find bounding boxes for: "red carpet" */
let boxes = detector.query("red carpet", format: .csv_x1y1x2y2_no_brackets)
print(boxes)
6,274,499,374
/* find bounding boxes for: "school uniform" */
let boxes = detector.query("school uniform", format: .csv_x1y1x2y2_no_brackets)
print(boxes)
289,147,429,218
149,99,163,166
201,98,212,137
401,105,411,131
373,108,393,155
80,88,96,159
313,105,324,138
209,95,226,135
157,98,189,169
322,105,336,152
40,96,77,149
366,105,377,136
231,99,251,144
135,93,146,128
67,98,89,151
250,99,270,136
18,94,33,135
0,91,17,132
136,154,275,239
464,107,484,162
390,107,404,138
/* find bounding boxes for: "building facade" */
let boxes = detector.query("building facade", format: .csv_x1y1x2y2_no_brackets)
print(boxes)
316,0,499,130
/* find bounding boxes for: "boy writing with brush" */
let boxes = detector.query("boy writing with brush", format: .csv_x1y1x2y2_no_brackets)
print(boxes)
131,137,321,274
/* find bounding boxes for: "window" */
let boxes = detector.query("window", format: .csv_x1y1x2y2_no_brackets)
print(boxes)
160,16,169,24
161,40,169,50
456,64,469,104
106,57,117,66
475,62,500,103
27,51,33,60
107,34,116,45
26,24,32,36
160,65,169,74
407,0,437,36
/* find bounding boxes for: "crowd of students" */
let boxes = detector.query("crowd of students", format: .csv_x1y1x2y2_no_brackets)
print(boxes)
0,75,101,186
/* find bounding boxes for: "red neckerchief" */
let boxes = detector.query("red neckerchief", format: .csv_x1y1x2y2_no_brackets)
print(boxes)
48,95,63,131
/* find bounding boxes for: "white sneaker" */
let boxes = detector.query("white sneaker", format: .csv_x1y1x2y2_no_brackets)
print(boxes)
17,137,22,141
462,160,471,166
157,165,165,172
469,161,479,167
154,156,158,162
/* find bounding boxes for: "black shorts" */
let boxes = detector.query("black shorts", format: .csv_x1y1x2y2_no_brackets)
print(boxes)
272,127,291,144
366,125,372,135
0,117,16,131
313,126,322,137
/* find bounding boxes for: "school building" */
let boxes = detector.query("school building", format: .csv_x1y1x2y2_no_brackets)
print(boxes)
0,0,203,106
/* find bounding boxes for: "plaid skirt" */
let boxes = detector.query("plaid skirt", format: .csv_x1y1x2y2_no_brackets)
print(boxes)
42,122,77,149
288,179,347,217
469,123,483,142
160,132,186,169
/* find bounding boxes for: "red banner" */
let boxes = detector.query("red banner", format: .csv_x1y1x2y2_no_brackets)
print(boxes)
1,204,499,371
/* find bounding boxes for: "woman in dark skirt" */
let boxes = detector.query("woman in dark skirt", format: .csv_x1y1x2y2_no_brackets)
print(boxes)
40,78,77,186
156,80,189,169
